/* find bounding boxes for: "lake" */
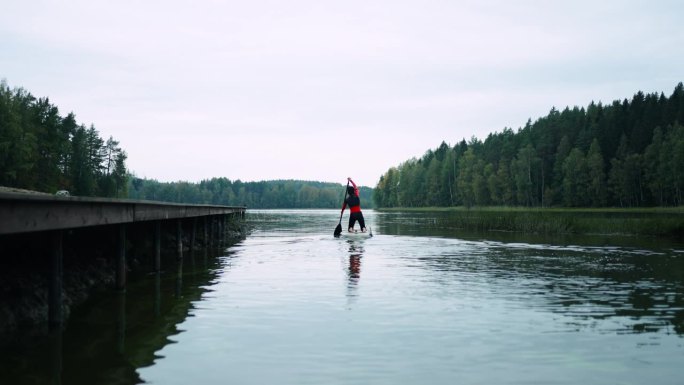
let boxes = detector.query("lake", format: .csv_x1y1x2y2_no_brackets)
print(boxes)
2,209,684,384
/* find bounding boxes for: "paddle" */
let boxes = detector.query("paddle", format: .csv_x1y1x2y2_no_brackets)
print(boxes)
334,181,350,237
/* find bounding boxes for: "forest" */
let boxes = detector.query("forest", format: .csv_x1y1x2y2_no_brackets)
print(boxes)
374,83,684,208
0,81,128,197
0,80,373,209
128,177,374,209
6,78,683,210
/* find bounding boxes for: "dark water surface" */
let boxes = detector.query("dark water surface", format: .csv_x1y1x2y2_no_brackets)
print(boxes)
2,209,683,384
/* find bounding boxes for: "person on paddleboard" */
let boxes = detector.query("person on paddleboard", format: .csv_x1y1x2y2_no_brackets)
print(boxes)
341,177,367,233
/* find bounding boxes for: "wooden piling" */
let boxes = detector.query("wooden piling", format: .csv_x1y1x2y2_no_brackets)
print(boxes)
175,253,183,299
154,221,161,271
154,272,161,317
203,217,209,249
116,225,126,291
116,292,126,353
48,230,63,328
222,215,227,247
191,217,197,254
210,217,216,249
217,216,223,249
177,219,183,260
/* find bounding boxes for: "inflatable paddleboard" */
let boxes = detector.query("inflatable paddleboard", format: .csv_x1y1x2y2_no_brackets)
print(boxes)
339,227,373,238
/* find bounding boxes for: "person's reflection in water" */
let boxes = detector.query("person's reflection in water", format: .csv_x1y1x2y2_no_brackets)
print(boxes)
346,241,364,304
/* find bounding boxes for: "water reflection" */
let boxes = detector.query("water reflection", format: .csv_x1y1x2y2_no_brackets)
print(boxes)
492,246,684,336
175,254,184,299
4,210,683,385
116,292,126,354
49,330,62,385
375,211,684,337
154,272,161,317
0,245,231,385
142,210,683,385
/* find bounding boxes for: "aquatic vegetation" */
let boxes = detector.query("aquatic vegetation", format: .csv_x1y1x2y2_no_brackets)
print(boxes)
378,207,684,237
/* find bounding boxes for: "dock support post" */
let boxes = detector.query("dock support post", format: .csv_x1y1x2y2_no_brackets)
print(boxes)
202,217,209,267
189,218,197,269
216,215,223,250
203,239,208,268
116,225,126,291
191,217,197,254
176,256,183,298
176,219,184,297
116,292,126,353
177,219,183,260
154,221,161,272
203,217,209,249
221,215,226,247
154,272,161,317
211,217,216,249
215,216,219,249
216,216,220,249
49,230,63,329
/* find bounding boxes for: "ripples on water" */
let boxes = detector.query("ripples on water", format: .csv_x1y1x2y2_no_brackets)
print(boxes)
138,209,683,385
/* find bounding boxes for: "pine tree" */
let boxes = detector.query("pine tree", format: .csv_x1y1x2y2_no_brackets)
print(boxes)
562,148,588,206
586,139,607,206
511,144,539,206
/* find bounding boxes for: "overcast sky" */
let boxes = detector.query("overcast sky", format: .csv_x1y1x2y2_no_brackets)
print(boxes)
2,0,683,187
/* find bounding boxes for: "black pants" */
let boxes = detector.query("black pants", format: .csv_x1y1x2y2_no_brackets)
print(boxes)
348,212,366,230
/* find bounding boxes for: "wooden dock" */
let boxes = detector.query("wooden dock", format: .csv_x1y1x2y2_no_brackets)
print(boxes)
0,192,246,329
0,192,244,235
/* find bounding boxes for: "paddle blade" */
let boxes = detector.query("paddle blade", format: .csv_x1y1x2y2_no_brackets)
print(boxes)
334,223,342,237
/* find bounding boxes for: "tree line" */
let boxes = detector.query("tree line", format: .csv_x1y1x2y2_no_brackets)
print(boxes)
374,83,684,208
128,177,375,209
0,80,374,208
0,80,128,197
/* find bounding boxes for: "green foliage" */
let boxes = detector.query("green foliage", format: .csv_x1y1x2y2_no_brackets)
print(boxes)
374,83,684,208
562,148,588,206
128,177,375,209
0,81,128,197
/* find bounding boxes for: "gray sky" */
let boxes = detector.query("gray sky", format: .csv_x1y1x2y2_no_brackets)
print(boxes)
2,0,683,187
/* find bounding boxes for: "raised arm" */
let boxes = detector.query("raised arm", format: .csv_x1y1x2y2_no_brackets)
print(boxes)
347,177,359,197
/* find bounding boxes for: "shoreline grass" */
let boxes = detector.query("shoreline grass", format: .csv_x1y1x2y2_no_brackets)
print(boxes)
376,206,684,214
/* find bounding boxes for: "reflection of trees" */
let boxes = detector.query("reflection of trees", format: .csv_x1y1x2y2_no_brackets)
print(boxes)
0,248,231,385
540,271,684,335
378,213,684,336
550,253,684,335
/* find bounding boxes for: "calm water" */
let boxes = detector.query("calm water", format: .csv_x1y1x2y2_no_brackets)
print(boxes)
3,209,684,384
